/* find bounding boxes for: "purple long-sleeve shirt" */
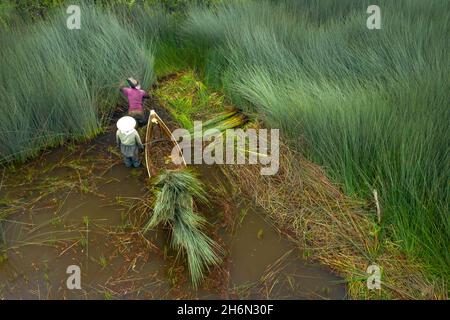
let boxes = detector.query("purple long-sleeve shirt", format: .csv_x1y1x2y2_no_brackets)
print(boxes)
121,87,149,112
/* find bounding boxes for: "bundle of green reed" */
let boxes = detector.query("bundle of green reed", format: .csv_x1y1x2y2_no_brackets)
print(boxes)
143,169,221,287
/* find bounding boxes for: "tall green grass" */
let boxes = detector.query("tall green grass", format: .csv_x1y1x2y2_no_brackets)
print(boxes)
110,2,208,76
183,0,450,280
0,3,155,162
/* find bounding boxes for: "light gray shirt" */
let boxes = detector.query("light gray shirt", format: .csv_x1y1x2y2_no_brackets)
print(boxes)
116,129,144,148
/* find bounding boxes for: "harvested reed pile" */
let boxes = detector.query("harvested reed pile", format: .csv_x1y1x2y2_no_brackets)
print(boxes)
192,108,247,134
142,169,221,288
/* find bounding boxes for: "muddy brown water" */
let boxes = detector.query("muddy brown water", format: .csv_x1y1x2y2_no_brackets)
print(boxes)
0,111,346,300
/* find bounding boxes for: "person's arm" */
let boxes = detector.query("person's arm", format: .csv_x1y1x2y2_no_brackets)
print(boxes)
143,90,150,99
135,132,144,150
116,131,121,148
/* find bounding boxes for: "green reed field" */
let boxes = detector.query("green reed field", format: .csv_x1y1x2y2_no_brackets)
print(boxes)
0,0,448,286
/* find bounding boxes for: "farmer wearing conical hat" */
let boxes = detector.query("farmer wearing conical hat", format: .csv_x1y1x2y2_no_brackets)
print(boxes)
120,77,149,126
116,116,144,168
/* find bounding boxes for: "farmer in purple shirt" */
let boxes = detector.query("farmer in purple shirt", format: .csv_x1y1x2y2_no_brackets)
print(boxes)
120,77,149,126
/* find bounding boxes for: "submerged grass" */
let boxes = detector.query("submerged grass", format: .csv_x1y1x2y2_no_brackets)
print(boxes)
143,169,221,288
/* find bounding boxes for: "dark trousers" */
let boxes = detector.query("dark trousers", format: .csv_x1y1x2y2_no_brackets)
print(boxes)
123,155,141,168
128,110,147,127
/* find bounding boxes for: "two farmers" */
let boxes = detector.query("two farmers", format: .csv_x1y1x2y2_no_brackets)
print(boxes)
116,78,148,168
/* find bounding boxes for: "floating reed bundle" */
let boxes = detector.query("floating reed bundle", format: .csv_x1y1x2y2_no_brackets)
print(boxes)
143,111,221,287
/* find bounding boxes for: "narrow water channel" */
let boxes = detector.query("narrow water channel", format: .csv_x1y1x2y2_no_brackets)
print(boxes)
0,114,346,300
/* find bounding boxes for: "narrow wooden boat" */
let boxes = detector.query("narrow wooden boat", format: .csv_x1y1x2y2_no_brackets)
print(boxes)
144,110,187,178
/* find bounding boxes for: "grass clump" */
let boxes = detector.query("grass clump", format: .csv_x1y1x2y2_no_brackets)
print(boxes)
143,169,221,288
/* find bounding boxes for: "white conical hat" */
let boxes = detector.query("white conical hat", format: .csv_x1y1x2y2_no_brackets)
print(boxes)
117,116,136,133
